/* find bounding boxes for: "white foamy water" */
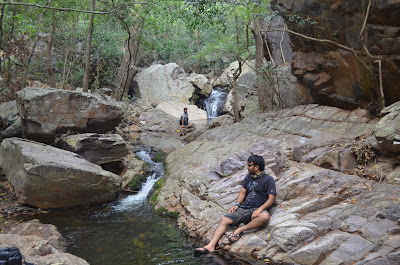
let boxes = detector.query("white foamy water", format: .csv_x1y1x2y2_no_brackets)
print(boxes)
204,88,228,118
114,150,164,211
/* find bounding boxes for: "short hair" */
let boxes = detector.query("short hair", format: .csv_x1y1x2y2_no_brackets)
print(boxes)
248,155,265,171
184,107,188,111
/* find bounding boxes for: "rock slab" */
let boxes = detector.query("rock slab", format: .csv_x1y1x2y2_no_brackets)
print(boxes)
58,133,129,165
16,87,124,144
0,138,122,208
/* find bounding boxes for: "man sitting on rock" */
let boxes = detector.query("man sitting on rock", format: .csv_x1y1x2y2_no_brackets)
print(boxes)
179,107,192,136
194,155,276,256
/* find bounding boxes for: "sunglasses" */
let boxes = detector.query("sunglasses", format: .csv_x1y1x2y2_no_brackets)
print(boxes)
247,163,255,167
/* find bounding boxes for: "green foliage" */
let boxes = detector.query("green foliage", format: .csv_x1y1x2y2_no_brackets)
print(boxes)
150,178,164,204
153,150,167,163
155,207,179,218
0,0,274,94
128,173,145,191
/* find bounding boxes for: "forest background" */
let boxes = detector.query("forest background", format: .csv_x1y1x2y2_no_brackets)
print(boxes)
0,0,273,106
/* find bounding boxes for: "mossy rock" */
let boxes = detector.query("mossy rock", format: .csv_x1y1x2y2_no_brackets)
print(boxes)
127,174,145,191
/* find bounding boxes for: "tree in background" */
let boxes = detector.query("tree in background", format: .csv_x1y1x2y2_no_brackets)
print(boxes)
82,0,95,92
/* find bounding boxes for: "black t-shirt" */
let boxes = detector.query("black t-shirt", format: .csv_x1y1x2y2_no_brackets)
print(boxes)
240,173,276,209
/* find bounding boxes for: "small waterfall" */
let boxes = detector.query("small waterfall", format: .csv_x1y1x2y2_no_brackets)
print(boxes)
114,150,164,211
203,88,228,119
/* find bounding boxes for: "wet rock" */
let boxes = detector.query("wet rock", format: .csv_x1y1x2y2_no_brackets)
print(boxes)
0,138,121,208
58,133,129,165
16,87,124,144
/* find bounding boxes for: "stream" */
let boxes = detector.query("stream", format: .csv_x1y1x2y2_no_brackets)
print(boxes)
38,150,200,265
37,150,254,265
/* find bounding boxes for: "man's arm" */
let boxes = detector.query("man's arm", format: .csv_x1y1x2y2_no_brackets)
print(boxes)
228,187,247,213
251,195,275,219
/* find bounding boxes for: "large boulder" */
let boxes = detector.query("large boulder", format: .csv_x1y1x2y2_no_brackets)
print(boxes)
374,101,400,156
0,100,21,141
0,219,89,265
131,63,195,106
271,0,400,107
0,100,19,125
156,102,207,125
16,87,124,144
58,133,129,165
0,138,121,209
189,74,213,96
292,50,375,109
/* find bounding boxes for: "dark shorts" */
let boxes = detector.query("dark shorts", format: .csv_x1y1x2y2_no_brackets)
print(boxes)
224,207,270,226
179,118,188,125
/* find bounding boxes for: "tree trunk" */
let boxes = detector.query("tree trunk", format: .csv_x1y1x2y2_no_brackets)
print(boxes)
46,23,56,88
22,6,46,88
232,66,241,122
252,17,269,111
112,21,143,101
0,4,5,72
82,0,96,92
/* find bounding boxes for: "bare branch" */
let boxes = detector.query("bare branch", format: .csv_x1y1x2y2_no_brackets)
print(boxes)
0,1,146,14
263,27,373,73
279,24,286,64
360,0,372,39
263,28,357,54
374,59,384,109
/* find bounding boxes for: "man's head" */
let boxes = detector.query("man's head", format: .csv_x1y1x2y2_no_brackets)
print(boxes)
183,107,188,113
247,155,265,174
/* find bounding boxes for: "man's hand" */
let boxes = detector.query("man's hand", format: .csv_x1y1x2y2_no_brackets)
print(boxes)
228,205,239,213
251,208,263,220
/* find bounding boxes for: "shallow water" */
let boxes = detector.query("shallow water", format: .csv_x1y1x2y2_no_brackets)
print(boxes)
38,202,201,265
36,150,259,265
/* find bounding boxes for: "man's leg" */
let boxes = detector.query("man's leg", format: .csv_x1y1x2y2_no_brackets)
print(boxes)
197,216,233,252
231,211,270,240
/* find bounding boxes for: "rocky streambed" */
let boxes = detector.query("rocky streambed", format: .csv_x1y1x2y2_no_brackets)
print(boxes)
1,85,400,264
155,104,400,265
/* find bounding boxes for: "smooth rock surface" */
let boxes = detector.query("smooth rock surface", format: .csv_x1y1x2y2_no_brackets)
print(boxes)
58,133,129,165
16,87,124,144
132,63,195,105
0,219,89,265
0,138,121,208
155,104,399,264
